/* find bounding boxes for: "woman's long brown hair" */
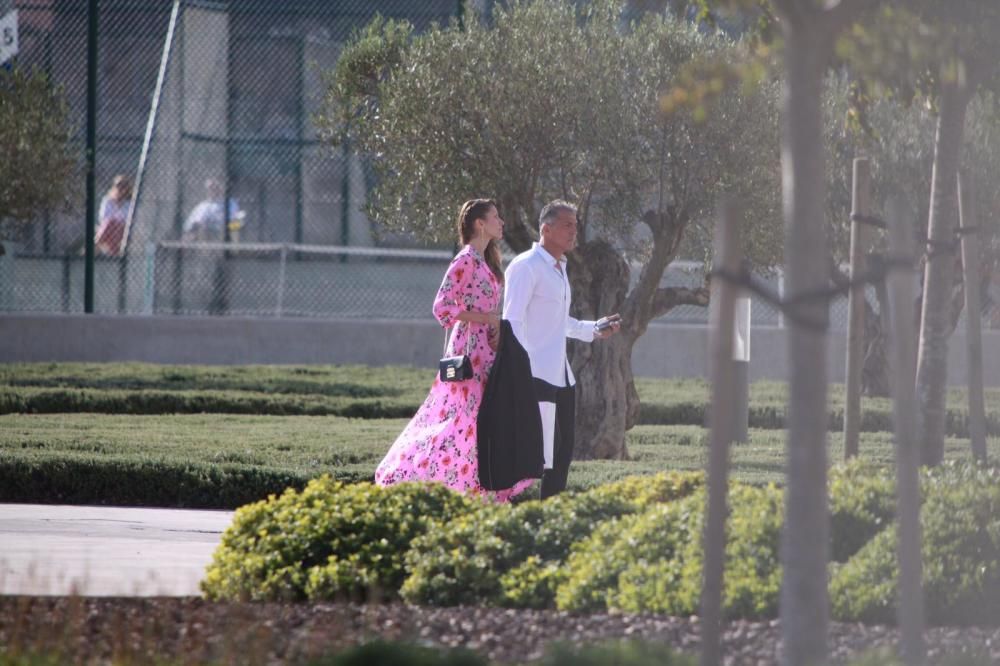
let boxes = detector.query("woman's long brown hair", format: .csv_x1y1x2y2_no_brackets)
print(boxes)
457,198,504,283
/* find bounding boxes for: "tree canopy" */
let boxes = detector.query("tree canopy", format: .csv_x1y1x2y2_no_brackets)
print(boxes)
321,0,782,268
0,65,77,241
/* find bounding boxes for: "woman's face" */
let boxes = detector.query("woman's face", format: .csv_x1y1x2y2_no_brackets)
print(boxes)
479,206,504,241
114,180,131,200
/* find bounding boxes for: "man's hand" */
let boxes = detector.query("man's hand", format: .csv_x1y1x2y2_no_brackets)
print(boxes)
594,313,622,339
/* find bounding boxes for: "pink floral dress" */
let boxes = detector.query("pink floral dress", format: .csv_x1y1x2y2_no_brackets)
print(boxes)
374,245,535,502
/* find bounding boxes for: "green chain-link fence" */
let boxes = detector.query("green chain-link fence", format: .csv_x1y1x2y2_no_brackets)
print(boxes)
3,0,464,317
3,0,857,328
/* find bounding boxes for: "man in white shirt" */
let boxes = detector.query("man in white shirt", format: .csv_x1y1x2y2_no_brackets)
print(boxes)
503,200,621,498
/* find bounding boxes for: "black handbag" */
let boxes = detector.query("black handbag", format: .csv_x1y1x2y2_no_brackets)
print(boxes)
439,323,474,382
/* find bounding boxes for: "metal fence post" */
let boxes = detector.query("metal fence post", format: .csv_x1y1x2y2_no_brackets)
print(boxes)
84,0,98,313
142,241,156,314
277,243,287,317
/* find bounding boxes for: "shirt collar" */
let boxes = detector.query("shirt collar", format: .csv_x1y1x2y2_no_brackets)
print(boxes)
533,242,567,268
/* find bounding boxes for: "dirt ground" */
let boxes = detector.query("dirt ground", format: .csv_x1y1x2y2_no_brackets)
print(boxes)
2,597,999,665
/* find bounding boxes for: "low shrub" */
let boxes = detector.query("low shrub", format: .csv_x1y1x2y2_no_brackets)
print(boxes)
0,456,325,509
401,472,702,609
828,459,895,562
537,640,695,666
592,485,783,618
309,641,487,666
555,507,680,613
201,477,473,602
556,484,782,618
830,463,1000,626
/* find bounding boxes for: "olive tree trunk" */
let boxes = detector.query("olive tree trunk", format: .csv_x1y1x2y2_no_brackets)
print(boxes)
568,212,708,461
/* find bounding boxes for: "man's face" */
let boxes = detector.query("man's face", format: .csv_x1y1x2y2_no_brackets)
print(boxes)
542,209,578,256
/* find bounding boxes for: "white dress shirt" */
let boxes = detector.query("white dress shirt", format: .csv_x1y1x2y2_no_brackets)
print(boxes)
503,243,596,385
504,244,596,467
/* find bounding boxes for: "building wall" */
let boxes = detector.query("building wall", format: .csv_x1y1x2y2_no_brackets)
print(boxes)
4,313,1000,387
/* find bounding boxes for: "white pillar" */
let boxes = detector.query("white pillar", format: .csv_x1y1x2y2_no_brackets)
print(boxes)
731,294,751,442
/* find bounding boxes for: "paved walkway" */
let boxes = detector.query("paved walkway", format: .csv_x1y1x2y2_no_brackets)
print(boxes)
0,504,233,596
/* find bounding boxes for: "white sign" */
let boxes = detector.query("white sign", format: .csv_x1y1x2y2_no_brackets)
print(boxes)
1,10,18,65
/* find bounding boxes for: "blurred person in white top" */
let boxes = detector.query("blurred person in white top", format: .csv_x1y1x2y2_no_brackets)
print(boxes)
182,178,244,242
502,200,620,498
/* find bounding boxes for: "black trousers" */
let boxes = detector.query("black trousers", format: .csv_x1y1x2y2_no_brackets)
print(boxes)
534,378,576,499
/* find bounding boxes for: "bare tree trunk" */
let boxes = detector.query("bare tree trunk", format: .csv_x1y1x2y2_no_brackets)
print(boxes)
778,22,831,666
700,198,742,666
958,172,988,462
885,196,927,665
915,80,971,467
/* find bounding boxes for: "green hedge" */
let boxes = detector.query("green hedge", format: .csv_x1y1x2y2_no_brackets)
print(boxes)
828,459,896,563
5,383,999,437
0,456,369,509
0,386,419,419
830,464,1000,626
400,472,703,608
636,400,1000,437
201,477,473,602
558,484,783,618
194,464,1000,626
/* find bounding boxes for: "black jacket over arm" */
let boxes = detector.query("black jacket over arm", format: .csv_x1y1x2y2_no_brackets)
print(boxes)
477,319,544,491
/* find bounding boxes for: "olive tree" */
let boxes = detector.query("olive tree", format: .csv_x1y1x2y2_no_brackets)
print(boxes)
319,0,782,461
0,65,77,247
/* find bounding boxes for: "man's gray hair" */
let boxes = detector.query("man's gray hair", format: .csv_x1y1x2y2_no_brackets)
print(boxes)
539,200,578,226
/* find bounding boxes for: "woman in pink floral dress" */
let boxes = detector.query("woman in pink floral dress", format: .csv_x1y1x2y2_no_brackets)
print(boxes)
375,199,534,502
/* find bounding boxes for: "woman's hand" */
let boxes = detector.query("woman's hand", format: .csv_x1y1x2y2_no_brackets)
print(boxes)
487,325,500,351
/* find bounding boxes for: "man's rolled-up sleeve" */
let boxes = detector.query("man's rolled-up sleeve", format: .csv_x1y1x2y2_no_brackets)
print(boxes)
566,316,596,342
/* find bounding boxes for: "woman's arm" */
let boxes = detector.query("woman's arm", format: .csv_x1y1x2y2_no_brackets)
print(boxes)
454,310,500,326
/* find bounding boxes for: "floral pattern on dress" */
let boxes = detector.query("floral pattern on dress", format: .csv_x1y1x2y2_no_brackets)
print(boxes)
374,245,534,503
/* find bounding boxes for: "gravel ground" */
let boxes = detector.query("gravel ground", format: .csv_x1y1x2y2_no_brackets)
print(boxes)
2,597,998,664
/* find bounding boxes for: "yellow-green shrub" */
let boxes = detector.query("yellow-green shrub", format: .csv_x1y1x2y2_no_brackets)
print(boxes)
558,484,783,618
401,472,702,608
201,476,472,601
830,464,1000,626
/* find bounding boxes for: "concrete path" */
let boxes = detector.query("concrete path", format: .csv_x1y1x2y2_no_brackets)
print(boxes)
0,504,233,596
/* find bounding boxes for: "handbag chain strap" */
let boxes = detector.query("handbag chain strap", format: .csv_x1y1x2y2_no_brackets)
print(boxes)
444,312,497,357
443,321,474,357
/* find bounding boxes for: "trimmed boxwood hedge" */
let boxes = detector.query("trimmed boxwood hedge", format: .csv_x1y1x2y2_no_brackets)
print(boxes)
399,472,703,608
0,456,353,508
830,464,1000,626
828,459,895,563
558,484,783,618
6,384,1000,437
201,477,473,602
0,386,419,419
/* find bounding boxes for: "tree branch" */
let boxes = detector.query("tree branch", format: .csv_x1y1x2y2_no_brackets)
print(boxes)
650,285,710,320
623,207,687,336
825,0,879,36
